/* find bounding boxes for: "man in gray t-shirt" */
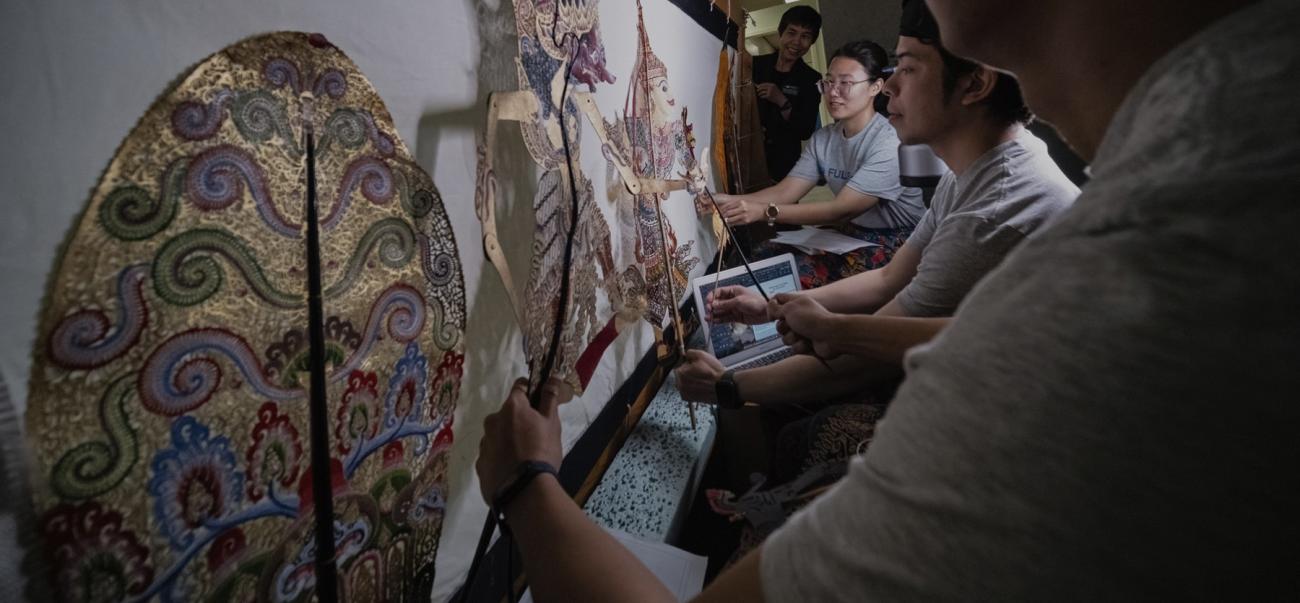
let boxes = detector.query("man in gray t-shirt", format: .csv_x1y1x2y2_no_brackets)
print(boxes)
788,113,926,230
761,1,1300,600
893,130,1076,316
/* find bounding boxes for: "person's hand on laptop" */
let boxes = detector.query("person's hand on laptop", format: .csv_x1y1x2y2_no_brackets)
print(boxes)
674,350,726,404
770,293,839,360
707,285,773,324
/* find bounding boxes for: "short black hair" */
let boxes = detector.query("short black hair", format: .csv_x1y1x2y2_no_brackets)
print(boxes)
778,5,822,41
900,0,1033,125
932,46,1034,126
830,39,890,80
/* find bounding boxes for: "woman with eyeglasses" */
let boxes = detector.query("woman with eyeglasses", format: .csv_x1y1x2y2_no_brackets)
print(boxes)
717,40,925,288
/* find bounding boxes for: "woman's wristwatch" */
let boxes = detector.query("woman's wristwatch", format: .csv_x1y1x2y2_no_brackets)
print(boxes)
765,203,780,226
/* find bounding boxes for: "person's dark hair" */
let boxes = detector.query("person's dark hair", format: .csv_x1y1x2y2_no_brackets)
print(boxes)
899,0,1033,125
830,39,891,81
926,42,1034,125
830,39,891,113
777,5,822,40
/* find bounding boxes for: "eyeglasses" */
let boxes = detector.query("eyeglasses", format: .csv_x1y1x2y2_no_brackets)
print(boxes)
816,78,874,95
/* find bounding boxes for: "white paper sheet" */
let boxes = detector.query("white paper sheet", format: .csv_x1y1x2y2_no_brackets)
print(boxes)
770,226,879,255
519,527,708,602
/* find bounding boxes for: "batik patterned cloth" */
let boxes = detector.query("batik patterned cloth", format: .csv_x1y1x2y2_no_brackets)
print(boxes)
717,402,889,568
745,222,911,290
24,32,465,602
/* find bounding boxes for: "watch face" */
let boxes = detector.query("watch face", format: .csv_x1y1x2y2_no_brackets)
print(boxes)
766,204,779,218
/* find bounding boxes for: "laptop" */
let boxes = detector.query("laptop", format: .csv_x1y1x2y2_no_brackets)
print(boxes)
691,253,802,371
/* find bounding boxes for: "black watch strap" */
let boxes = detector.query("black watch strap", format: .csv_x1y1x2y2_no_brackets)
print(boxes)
492,460,558,517
715,369,742,409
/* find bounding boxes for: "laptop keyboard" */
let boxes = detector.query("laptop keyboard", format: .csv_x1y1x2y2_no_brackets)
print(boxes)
730,346,796,371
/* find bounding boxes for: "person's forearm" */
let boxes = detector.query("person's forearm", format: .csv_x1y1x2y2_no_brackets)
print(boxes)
504,475,675,603
737,354,866,407
822,314,949,366
773,200,867,225
807,269,894,314
734,185,788,207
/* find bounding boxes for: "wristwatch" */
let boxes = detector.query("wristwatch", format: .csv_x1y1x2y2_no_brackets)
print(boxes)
765,203,780,226
715,369,742,409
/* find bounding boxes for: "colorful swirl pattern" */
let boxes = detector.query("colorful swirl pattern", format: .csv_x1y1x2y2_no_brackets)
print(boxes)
262,58,302,93
318,109,369,155
48,265,150,370
419,234,462,350
50,375,139,500
29,33,470,603
230,90,299,154
139,328,302,416
426,292,460,352
263,57,346,99
394,169,434,219
186,145,300,237
322,156,394,230
152,228,301,308
324,217,415,299
333,284,426,377
98,159,186,241
171,89,234,141
312,68,347,99
318,109,396,159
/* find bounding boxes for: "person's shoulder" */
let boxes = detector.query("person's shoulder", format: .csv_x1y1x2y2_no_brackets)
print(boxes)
793,59,821,83
752,53,777,76
871,114,902,144
1009,131,1079,195
808,122,838,144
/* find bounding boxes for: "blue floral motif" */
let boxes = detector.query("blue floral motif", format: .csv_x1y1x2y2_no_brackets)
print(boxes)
272,517,372,601
382,342,428,432
410,485,445,524
149,416,245,551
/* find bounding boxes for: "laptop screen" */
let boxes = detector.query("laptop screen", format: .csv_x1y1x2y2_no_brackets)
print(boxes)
697,260,800,359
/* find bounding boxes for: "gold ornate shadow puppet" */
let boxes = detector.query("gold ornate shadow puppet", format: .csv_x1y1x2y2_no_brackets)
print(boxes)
24,32,466,602
476,0,711,397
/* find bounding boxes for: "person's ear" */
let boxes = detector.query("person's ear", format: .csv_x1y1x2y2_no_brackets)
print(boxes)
868,78,885,97
960,65,998,107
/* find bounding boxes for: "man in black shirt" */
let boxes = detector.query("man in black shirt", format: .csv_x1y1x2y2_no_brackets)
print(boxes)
752,5,823,181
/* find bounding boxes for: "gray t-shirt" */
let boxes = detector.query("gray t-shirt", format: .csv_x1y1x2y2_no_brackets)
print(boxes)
894,130,1079,317
761,1,1300,600
788,113,925,230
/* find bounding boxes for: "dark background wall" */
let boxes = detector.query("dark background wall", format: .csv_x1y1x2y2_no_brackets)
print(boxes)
820,0,901,55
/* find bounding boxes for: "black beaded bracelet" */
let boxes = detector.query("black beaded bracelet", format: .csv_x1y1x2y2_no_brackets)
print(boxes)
492,460,558,517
